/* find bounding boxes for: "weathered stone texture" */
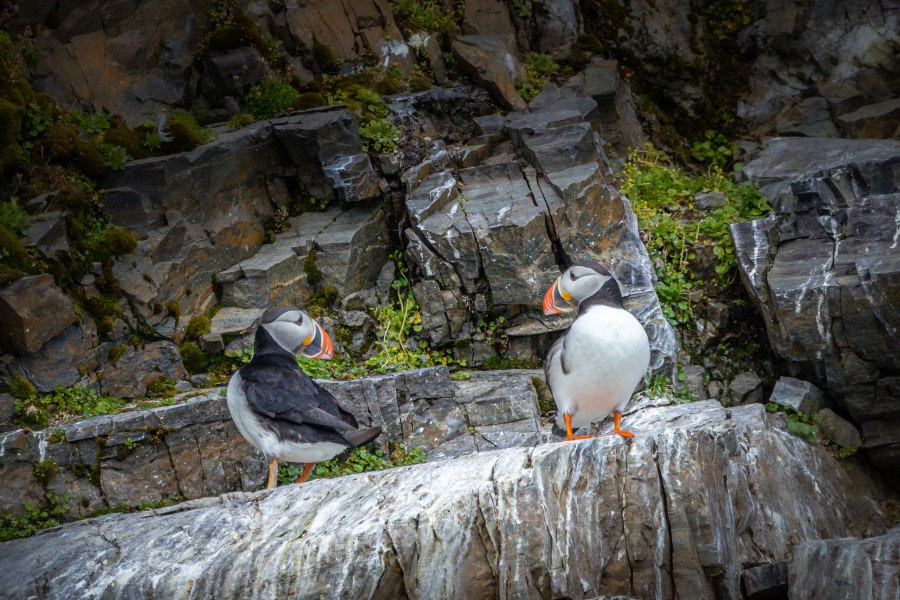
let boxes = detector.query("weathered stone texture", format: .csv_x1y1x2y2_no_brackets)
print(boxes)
0,401,887,599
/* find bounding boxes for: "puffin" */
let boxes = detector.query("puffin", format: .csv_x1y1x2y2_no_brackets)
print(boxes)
542,262,650,441
226,307,382,488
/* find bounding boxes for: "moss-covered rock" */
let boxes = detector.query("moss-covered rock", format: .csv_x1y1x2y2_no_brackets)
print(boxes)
294,92,326,111
102,227,138,256
178,341,209,374
104,127,151,160
312,37,336,72
185,315,211,340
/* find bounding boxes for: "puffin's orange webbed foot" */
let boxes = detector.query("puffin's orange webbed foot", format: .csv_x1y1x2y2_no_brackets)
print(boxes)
612,411,634,439
563,414,592,441
295,462,315,483
266,458,279,489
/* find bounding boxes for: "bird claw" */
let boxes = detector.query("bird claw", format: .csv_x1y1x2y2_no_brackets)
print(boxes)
614,429,634,439
564,434,593,441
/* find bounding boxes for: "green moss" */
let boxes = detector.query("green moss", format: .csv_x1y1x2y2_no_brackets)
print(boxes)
0,491,69,542
303,251,323,286
483,356,542,370
145,377,176,398
185,315,211,340
179,341,209,374
104,127,151,160
0,224,30,270
68,463,101,487
207,8,266,55
165,302,181,320
307,285,338,309
33,459,58,486
102,227,138,256
245,80,300,119
312,37,336,72
10,376,37,402
108,344,129,364
0,98,24,172
227,113,254,128
294,92,326,111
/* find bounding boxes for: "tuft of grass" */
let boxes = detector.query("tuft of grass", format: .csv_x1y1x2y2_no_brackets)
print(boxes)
245,80,299,120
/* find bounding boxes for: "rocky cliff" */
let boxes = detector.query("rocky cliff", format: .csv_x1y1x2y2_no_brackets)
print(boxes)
0,400,891,599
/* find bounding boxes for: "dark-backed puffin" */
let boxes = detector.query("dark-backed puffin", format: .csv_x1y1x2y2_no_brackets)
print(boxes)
226,307,381,488
542,262,650,441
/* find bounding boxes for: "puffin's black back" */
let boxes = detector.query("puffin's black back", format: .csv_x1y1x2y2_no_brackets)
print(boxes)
240,327,362,445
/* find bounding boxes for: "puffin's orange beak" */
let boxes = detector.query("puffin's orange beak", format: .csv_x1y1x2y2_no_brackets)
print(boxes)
302,321,334,360
543,277,573,315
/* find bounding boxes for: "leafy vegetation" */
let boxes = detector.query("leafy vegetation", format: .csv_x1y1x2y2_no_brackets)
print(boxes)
765,402,818,444
359,117,401,153
516,52,561,102
0,492,69,542
277,441,426,485
227,113,254,128
390,0,461,36
245,80,300,119
645,373,699,404
12,380,125,428
619,143,769,327
0,198,30,236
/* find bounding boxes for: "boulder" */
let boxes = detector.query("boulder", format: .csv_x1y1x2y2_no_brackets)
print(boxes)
732,137,900,468
199,47,273,107
272,109,379,203
727,371,763,406
0,392,14,432
742,561,788,600
459,0,517,50
452,35,527,111
98,341,187,398
209,307,265,338
815,408,863,450
215,234,314,309
788,528,900,600
770,376,826,416
0,401,887,599
0,275,77,355
837,99,900,139
24,212,70,264
6,322,101,392
102,123,283,324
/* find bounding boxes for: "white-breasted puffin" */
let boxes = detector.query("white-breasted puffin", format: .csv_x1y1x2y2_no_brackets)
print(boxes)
226,307,382,488
542,262,650,441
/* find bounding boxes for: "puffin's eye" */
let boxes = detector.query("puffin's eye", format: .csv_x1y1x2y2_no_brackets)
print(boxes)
570,271,576,280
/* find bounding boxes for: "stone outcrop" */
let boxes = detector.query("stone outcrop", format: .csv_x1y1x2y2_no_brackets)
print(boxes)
0,274,77,355
452,35,527,111
788,528,900,600
731,137,900,469
402,85,676,369
0,400,888,599
0,367,541,518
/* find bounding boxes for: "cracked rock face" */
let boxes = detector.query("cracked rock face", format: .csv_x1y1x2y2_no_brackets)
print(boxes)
732,137,900,469
0,401,886,599
0,368,542,518
402,87,676,369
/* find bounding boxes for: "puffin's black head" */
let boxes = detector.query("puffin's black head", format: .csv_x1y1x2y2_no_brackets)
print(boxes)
542,262,623,315
255,307,333,359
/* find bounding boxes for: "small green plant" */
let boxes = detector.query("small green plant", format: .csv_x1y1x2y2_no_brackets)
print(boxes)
73,112,111,135
47,428,67,443
766,402,819,443
0,492,70,542
516,52,560,102
278,441,426,485
644,373,698,403
0,198,30,236
146,377,177,399
168,112,214,146
691,130,737,170
358,117,400,153
18,35,40,67
92,141,131,171
123,437,138,451
33,459,58,485
228,112,254,128
390,0,460,35
179,341,209,374
143,131,162,151
620,144,769,326
185,315,212,340
245,80,300,119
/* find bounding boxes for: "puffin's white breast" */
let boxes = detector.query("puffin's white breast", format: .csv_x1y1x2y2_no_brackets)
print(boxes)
549,305,650,429
226,372,346,463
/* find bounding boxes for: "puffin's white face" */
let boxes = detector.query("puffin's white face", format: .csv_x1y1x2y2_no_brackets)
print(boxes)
260,309,334,359
543,265,612,315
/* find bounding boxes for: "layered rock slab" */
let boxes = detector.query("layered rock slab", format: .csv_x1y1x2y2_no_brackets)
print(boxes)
0,401,886,599
731,137,900,469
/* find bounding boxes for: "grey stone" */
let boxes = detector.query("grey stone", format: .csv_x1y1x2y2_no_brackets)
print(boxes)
7,322,100,393
728,371,763,406
774,97,839,137
0,275,78,355
209,307,264,337
0,401,886,599
24,212,70,263
0,392,15,432
836,98,900,139
680,364,707,401
815,408,862,450
770,377,826,416
695,191,726,211
99,342,187,398
272,110,379,203
733,137,900,469
788,528,900,600
215,234,312,309
742,561,788,599
200,47,272,107
199,333,224,354
451,35,526,111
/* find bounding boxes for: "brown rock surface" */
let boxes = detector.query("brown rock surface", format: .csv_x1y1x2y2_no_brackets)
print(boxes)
0,275,77,355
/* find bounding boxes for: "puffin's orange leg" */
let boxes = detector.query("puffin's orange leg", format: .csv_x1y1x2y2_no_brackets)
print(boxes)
563,413,592,441
266,458,279,489
612,411,634,439
295,462,315,483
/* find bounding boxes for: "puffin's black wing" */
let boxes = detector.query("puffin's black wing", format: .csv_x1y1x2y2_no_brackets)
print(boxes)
240,364,359,432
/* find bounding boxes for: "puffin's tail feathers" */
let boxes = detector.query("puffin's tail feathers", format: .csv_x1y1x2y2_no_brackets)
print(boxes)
342,426,382,448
